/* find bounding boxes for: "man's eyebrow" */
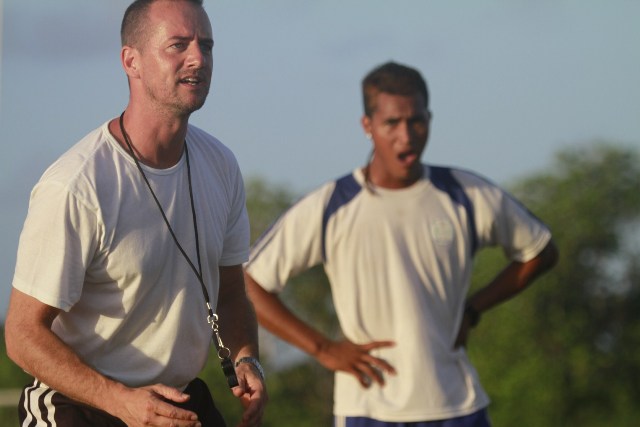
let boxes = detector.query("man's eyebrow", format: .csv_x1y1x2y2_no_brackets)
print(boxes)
168,35,214,45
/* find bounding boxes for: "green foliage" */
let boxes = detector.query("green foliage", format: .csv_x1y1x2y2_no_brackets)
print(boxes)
469,143,640,426
245,177,297,244
0,328,29,425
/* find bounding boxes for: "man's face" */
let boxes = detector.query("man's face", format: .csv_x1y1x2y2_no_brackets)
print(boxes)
133,1,213,116
361,92,431,189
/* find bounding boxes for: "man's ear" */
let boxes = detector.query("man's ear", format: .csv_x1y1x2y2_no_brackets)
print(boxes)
121,46,140,79
361,115,372,139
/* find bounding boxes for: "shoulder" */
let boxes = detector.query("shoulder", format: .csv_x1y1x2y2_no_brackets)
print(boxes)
428,164,495,188
322,171,364,217
427,164,517,217
428,164,506,197
301,170,362,209
186,124,243,179
187,124,236,160
35,123,116,206
42,124,110,181
269,171,357,227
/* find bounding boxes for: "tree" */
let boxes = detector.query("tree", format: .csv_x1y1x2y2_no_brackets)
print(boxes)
469,143,640,426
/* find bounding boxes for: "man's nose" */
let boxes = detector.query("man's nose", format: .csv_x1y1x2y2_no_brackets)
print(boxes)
186,42,207,68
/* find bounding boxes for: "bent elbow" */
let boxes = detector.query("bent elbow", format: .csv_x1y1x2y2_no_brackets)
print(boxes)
4,320,23,366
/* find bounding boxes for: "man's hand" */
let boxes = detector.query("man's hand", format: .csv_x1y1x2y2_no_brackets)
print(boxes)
454,314,473,349
231,362,268,427
116,384,202,427
316,339,396,388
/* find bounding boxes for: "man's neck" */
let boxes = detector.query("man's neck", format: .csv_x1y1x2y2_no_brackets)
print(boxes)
109,107,190,169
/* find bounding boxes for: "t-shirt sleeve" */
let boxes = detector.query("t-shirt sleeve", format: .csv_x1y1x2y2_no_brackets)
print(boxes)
219,155,250,267
244,185,332,293
461,172,552,262
493,191,551,262
12,181,100,311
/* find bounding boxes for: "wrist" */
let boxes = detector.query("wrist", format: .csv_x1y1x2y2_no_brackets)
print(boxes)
464,303,481,327
235,356,265,381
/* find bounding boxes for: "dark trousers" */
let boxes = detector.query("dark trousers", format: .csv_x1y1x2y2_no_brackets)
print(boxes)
19,377,226,426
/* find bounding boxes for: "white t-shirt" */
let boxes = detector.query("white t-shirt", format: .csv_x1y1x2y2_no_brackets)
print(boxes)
246,165,552,421
13,121,250,389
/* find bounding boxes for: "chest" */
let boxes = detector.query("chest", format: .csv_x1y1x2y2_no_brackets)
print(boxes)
91,168,230,282
324,189,473,263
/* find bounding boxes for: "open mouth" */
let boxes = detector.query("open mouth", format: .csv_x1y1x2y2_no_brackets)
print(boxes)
398,150,418,165
179,74,206,87
181,77,201,86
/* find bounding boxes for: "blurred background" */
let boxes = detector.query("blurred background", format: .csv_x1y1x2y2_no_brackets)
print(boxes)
1,1,639,425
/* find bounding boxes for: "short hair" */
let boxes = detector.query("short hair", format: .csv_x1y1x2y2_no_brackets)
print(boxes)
121,0,204,48
361,61,429,117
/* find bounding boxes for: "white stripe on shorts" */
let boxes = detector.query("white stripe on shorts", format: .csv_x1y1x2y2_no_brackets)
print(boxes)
22,380,57,427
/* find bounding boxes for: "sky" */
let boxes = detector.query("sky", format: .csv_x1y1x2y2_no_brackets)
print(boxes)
1,1,639,320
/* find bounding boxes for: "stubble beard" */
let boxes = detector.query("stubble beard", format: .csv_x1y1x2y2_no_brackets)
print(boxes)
145,83,210,118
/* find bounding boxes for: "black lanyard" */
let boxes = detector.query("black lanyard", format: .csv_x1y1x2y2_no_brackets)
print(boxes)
119,112,238,388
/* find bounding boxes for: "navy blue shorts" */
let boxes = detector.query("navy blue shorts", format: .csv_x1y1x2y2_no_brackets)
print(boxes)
19,377,226,426
335,408,491,427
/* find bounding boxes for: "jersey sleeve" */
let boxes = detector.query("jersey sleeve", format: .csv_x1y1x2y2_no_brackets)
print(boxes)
12,180,100,311
244,183,333,293
219,156,250,267
494,190,552,262
458,171,552,262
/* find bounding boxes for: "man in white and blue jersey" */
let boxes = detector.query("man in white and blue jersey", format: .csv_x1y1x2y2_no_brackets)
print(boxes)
244,61,558,427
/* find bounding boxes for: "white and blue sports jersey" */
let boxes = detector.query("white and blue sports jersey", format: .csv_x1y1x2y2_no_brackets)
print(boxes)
246,164,551,421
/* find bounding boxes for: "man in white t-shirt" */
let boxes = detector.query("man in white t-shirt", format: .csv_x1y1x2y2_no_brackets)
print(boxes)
244,61,558,427
5,1,267,426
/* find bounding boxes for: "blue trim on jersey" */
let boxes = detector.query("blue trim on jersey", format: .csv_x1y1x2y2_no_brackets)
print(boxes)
322,174,362,261
429,166,478,255
337,408,491,427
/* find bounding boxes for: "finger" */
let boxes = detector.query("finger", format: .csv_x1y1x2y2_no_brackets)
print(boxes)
232,385,246,399
237,390,266,427
232,364,260,397
355,369,373,388
360,340,396,351
154,400,200,422
148,383,191,403
355,361,387,386
454,322,470,348
361,353,397,375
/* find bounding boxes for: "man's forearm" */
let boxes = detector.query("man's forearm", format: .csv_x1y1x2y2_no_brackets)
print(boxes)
243,272,333,358
218,265,260,360
5,301,125,414
467,239,559,312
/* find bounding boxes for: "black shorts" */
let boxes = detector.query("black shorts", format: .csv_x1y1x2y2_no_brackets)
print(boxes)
19,377,226,426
